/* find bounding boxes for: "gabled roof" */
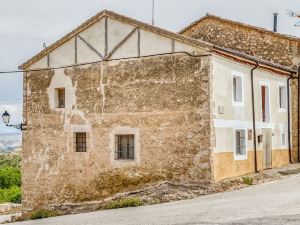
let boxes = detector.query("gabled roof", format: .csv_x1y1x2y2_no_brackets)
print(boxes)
179,13,300,42
19,10,213,69
19,10,295,76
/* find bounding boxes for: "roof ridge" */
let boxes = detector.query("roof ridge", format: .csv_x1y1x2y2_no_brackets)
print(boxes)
179,13,300,42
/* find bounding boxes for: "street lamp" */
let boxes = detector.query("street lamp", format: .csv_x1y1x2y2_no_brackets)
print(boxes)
2,111,26,131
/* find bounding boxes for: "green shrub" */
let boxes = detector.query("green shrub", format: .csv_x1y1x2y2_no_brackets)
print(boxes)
0,154,21,169
0,186,21,203
0,154,22,204
105,197,144,209
30,209,59,220
0,166,21,188
242,176,254,185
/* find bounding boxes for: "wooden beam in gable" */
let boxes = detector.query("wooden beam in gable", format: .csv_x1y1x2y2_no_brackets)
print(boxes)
105,27,138,60
78,35,104,59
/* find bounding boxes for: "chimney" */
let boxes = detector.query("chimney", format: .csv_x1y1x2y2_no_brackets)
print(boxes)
273,13,278,32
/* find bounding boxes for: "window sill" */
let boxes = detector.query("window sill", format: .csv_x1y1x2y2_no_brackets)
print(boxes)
112,159,139,167
279,108,287,113
115,159,135,161
234,155,248,161
232,101,244,107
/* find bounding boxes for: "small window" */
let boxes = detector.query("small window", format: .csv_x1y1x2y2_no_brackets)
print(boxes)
235,129,246,159
233,75,243,103
279,86,287,109
281,133,286,147
75,132,87,152
55,88,65,108
115,135,134,160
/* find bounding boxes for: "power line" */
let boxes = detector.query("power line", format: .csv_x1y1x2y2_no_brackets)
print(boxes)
0,51,209,75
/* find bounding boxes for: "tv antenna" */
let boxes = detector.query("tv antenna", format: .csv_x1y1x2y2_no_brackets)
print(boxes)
287,10,300,26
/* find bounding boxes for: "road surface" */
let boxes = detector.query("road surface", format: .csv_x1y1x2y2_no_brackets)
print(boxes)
10,174,300,225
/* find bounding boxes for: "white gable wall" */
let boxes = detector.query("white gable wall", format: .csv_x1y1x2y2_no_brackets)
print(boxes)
28,17,203,70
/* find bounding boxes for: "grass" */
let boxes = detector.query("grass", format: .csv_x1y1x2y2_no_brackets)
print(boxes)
105,197,144,209
242,176,254,185
30,209,59,220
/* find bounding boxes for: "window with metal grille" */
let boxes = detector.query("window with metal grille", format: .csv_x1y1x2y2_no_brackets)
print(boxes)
235,130,246,156
75,132,87,152
56,88,65,108
115,134,134,160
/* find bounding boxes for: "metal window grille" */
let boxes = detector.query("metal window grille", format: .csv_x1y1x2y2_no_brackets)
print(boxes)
75,132,87,152
57,88,65,108
236,130,246,156
115,134,134,160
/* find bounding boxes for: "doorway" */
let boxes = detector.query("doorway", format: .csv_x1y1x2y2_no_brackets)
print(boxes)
262,128,272,169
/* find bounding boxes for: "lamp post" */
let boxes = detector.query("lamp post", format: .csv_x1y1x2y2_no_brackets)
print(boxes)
2,111,26,131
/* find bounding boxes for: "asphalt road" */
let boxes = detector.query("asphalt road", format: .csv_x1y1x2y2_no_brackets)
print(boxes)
10,174,300,225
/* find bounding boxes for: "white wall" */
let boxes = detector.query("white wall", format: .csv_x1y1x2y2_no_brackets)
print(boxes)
28,17,203,69
212,55,289,154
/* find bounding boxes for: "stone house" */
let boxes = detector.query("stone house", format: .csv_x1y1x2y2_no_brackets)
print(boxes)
19,10,296,208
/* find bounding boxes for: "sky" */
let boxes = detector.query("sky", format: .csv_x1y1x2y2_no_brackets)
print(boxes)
0,0,300,134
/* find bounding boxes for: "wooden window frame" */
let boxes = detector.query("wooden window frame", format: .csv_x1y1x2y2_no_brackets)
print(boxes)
56,88,65,109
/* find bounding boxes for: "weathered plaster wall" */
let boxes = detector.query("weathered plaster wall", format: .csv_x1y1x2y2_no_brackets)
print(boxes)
22,54,213,208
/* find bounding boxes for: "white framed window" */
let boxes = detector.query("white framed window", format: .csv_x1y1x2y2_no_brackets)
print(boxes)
234,129,247,160
232,72,244,107
110,126,140,166
260,81,271,123
279,85,287,111
281,132,286,148
115,134,135,160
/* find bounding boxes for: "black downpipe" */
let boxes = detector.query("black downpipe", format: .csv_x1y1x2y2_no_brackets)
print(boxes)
298,66,300,162
287,75,293,163
251,62,259,173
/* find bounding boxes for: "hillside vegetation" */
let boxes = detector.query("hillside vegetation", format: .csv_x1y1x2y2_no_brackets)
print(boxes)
0,151,21,204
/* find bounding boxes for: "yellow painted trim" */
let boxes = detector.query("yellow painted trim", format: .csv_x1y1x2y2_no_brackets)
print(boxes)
214,149,289,181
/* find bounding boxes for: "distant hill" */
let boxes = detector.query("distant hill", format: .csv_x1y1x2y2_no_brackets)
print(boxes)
0,134,21,152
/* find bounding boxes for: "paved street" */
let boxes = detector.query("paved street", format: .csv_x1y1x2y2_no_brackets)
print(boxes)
10,174,300,225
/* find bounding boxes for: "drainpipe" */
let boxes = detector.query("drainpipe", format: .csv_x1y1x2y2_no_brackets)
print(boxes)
287,75,294,163
298,66,300,162
251,61,259,173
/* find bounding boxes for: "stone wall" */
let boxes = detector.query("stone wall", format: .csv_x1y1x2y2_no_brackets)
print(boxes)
182,17,300,163
22,54,214,208
181,17,300,67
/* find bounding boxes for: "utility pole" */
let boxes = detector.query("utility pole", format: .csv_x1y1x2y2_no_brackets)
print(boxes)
152,0,155,25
